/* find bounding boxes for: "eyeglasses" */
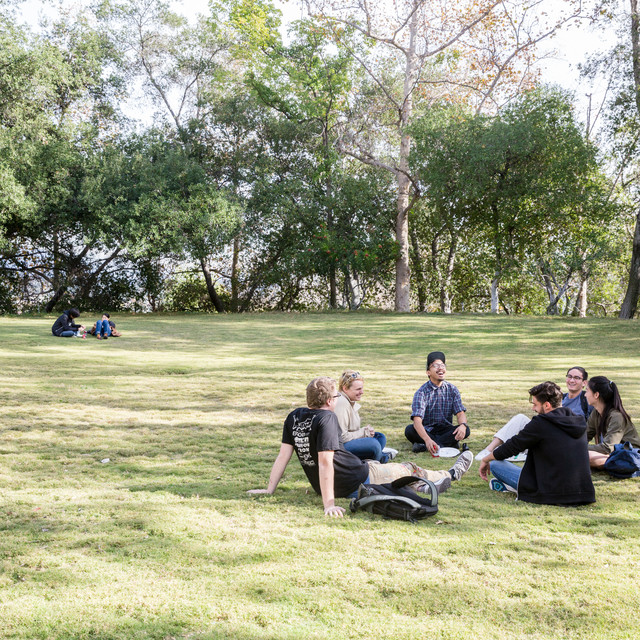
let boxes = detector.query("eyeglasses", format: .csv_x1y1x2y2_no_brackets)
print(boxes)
347,372,361,379
430,363,446,371
566,375,584,381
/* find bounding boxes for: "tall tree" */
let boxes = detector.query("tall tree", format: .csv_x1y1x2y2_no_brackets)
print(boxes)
302,0,588,311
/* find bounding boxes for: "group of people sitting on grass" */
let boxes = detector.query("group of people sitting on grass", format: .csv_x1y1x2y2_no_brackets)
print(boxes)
51,309,121,339
250,351,640,516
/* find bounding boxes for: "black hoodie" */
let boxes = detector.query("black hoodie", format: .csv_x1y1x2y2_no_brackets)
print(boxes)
494,406,595,505
51,310,81,336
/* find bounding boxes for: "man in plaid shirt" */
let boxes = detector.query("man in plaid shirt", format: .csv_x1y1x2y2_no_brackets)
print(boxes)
404,351,469,454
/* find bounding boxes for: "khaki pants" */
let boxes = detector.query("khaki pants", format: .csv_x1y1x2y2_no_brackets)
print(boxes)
366,461,450,485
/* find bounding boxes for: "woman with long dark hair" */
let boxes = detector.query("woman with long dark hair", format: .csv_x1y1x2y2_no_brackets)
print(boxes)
585,376,640,468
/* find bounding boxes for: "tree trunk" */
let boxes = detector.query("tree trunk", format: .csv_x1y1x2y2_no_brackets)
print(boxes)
440,234,458,314
490,273,500,314
344,267,363,310
409,223,427,312
230,236,240,313
200,258,226,313
620,208,640,318
620,1,640,318
572,274,588,317
394,11,419,313
45,285,68,313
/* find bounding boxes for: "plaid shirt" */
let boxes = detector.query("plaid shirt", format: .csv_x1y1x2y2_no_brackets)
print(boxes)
411,380,466,431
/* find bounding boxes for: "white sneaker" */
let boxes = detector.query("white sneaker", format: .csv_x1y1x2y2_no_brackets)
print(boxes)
475,448,492,461
382,447,398,460
451,450,473,481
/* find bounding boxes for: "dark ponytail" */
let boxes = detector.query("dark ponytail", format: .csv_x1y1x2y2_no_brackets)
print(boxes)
587,376,631,442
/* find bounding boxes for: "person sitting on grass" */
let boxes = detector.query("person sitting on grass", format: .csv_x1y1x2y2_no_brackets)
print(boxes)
51,308,85,338
334,370,398,464
478,381,595,506
585,376,640,469
90,313,121,339
248,377,474,517
475,366,593,461
404,351,469,454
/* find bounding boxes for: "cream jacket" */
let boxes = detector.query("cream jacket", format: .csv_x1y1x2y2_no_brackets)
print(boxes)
334,392,367,442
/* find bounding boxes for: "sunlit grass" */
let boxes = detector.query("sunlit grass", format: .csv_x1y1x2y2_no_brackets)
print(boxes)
0,312,639,639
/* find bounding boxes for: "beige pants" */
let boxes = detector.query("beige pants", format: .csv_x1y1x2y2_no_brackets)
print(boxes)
366,461,450,485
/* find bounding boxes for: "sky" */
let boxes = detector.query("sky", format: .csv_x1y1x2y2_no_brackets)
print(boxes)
16,0,618,128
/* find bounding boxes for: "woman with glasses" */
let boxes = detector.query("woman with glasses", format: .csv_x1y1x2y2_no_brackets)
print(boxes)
334,370,397,463
585,376,640,468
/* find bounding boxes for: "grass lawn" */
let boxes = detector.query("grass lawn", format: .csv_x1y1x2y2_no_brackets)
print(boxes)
1,312,639,640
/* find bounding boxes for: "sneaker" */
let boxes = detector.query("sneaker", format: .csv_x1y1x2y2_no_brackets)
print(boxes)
412,442,427,453
475,447,492,461
96,334,102,339
489,478,507,492
382,447,398,460
450,450,473,481
103,335,108,340
489,478,517,493
414,475,451,496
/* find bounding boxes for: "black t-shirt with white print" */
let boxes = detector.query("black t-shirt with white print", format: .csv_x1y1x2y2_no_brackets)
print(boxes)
282,407,368,498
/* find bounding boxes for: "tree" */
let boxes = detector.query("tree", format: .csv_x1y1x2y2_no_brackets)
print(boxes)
302,0,587,311
411,88,620,314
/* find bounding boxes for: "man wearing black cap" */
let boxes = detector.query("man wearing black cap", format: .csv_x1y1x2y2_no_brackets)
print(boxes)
405,352,469,454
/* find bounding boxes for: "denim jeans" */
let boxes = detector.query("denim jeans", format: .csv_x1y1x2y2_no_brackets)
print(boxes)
60,330,75,337
96,319,111,337
344,432,388,462
490,459,521,491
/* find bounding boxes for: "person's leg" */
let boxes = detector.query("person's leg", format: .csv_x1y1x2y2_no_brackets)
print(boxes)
60,330,75,337
493,414,530,444
104,321,111,337
404,424,422,444
430,423,470,449
344,437,384,462
489,460,521,490
588,450,608,469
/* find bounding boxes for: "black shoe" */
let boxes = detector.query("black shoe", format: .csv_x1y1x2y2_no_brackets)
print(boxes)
103,335,108,339
412,442,427,453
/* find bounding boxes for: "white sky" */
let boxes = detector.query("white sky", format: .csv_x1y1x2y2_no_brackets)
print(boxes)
16,0,618,128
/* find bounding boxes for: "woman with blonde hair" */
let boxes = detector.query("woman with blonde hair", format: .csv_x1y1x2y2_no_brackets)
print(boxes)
334,370,397,463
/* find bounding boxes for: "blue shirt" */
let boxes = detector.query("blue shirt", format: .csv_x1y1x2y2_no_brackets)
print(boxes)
411,380,466,431
562,392,593,419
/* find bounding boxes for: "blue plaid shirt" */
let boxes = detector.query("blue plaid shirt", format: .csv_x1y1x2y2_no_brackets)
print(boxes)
411,380,466,431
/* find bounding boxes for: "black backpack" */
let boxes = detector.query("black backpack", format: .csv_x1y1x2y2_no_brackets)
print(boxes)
349,476,439,523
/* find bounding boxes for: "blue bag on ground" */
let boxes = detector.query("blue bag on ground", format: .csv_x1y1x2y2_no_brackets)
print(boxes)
603,442,640,479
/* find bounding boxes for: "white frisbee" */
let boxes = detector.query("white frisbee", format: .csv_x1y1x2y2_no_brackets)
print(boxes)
435,447,461,458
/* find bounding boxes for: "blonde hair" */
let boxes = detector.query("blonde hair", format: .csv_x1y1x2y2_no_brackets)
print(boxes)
306,377,337,409
339,370,364,392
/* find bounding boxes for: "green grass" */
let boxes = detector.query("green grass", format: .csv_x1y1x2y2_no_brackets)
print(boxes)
1,312,639,639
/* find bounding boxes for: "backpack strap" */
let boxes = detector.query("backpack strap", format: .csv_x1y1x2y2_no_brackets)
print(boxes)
580,391,589,418
390,476,438,508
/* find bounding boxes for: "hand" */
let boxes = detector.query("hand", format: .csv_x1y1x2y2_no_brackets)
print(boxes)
324,505,345,518
425,438,439,455
365,426,375,437
453,424,467,441
247,489,272,495
479,459,491,481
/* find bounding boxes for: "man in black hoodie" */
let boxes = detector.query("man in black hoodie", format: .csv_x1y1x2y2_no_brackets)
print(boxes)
479,381,595,506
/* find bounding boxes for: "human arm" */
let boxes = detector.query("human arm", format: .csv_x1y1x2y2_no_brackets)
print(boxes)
453,410,468,440
478,452,495,481
589,412,628,455
493,418,542,461
333,396,366,442
412,416,439,454
247,443,294,494
318,450,345,517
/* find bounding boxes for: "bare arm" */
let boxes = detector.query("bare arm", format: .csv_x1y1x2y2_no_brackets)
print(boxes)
247,443,294,494
318,451,345,517
453,411,468,440
479,452,495,481
412,416,438,454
